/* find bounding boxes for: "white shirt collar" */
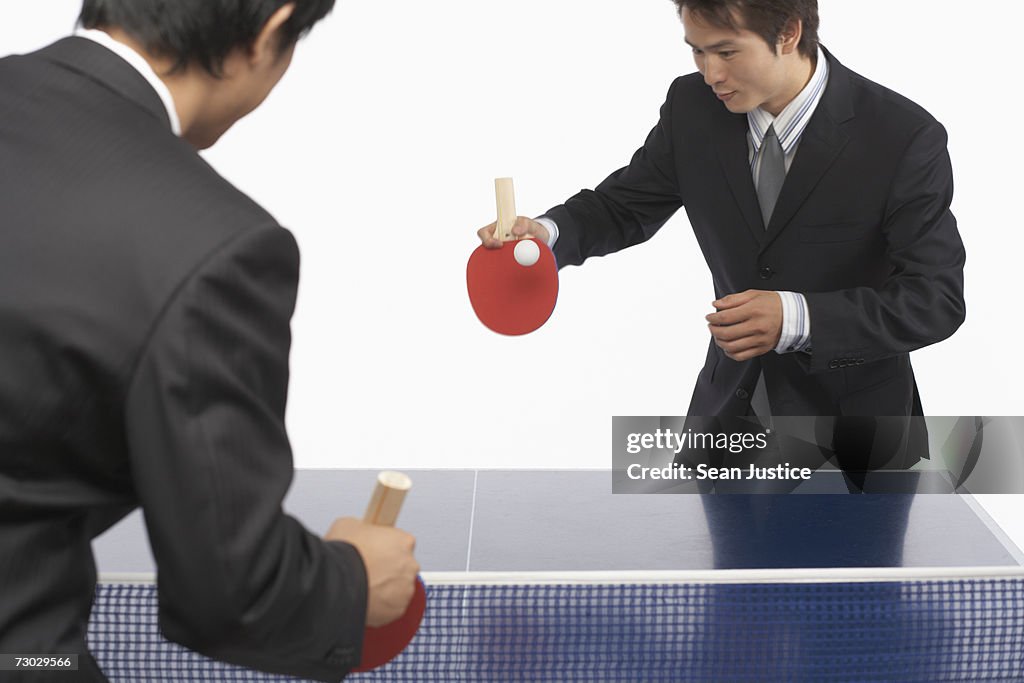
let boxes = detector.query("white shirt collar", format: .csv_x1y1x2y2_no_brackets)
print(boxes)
73,28,182,137
748,46,829,155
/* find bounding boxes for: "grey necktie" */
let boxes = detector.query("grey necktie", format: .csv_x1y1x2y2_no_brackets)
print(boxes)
750,124,784,421
756,124,785,228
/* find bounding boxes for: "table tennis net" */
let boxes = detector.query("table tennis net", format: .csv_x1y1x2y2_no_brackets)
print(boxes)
90,578,1024,682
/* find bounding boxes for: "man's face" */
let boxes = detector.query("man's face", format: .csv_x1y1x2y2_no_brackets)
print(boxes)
682,7,789,115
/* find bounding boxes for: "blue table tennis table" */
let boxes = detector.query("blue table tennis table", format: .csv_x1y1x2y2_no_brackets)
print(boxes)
91,469,1024,681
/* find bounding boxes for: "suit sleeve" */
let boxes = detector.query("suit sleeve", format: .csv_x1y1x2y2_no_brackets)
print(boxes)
803,120,966,372
547,79,684,268
123,224,366,681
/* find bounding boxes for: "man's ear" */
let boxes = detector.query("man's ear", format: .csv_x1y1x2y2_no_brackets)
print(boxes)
249,3,296,66
778,18,803,56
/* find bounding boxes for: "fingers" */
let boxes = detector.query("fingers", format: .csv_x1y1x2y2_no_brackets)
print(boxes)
335,520,420,627
396,528,416,554
712,289,758,310
708,320,763,343
510,216,551,244
713,333,768,358
706,291,778,361
372,545,421,626
478,217,550,248
706,290,780,325
509,217,530,238
709,324,773,360
477,222,502,249
706,306,751,326
706,293,760,325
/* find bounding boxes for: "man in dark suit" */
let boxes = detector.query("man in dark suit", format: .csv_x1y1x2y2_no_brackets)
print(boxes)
478,0,965,421
0,1,419,680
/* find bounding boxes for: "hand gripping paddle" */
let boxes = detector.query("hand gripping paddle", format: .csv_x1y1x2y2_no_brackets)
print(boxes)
467,178,558,335
353,471,426,672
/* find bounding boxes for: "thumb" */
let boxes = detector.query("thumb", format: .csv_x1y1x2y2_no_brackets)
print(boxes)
512,217,550,244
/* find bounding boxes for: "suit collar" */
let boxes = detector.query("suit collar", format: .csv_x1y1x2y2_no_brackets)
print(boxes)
815,45,855,125
74,29,181,135
33,37,173,134
712,45,855,249
749,46,830,157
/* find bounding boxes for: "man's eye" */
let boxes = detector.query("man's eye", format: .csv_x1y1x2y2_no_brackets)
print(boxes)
692,48,704,56
720,51,736,58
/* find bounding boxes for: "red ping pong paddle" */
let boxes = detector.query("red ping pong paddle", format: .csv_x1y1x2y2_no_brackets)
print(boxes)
353,471,426,672
467,178,558,335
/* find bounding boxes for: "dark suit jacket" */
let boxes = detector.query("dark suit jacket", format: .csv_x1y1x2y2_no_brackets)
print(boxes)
0,38,366,681
547,47,966,417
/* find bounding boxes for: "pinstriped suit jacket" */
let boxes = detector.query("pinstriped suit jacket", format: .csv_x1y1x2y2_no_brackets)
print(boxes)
0,38,364,681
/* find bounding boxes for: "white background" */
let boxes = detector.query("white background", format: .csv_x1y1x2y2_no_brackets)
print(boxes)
4,1,1023,547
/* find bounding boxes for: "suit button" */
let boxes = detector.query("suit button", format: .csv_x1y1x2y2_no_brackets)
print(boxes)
856,359,865,365
759,265,774,280
828,360,840,370
735,388,749,400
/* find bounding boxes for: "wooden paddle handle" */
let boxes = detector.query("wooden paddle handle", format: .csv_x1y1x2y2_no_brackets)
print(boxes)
494,177,516,242
363,471,413,527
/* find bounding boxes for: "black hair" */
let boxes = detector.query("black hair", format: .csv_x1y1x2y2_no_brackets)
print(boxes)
78,0,335,76
673,0,819,59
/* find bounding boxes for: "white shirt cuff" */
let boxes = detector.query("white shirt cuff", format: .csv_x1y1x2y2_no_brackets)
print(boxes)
774,291,812,353
534,216,559,248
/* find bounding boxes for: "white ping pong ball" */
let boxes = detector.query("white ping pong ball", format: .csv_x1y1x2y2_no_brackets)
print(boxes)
514,239,541,267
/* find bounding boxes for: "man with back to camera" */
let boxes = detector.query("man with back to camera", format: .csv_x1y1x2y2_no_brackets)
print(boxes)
478,0,966,425
0,1,419,680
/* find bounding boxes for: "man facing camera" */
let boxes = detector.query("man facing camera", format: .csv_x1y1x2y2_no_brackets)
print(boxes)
0,1,418,680
478,0,965,419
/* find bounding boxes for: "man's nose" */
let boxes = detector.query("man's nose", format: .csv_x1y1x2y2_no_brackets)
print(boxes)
703,59,725,87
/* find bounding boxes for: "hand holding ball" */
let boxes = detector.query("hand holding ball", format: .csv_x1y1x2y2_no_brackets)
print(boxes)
467,178,559,335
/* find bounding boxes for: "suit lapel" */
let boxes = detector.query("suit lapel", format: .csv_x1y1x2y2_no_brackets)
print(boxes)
713,110,766,246
762,47,855,251
762,113,849,246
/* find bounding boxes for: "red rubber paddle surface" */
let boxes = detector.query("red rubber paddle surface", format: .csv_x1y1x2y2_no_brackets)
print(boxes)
466,239,558,335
